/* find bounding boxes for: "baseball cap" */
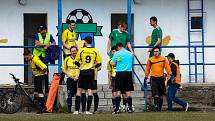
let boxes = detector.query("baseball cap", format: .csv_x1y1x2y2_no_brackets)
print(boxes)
165,53,175,58
39,25,47,30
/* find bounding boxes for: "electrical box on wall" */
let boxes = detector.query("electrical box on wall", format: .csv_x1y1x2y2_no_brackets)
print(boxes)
18,0,27,6
133,0,142,4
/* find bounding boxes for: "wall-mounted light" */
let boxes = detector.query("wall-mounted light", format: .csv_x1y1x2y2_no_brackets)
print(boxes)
18,0,27,6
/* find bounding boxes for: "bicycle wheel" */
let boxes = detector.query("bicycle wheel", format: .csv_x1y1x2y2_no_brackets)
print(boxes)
1,91,23,114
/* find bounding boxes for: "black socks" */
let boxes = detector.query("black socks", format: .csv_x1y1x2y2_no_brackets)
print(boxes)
81,93,86,112
93,93,99,112
159,98,163,111
75,96,81,111
154,97,159,111
87,96,93,111
115,96,121,112
127,96,132,111
67,98,72,113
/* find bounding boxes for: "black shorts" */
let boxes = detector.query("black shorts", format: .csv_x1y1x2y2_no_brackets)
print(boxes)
92,80,97,90
121,91,126,94
150,76,166,97
67,78,78,97
111,77,116,92
78,69,94,90
34,75,47,94
115,71,134,92
111,77,125,93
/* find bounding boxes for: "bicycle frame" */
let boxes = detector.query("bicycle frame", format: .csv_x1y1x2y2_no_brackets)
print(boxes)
9,73,33,103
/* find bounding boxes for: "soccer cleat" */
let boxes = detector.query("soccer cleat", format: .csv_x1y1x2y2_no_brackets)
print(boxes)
126,105,135,113
67,106,72,113
93,111,100,114
36,110,42,114
185,103,189,112
127,109,133,113
73,111,79,115
36,102,44,114
112,110,119,115
85,111,93,115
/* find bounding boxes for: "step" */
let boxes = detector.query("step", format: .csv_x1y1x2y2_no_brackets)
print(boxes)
189,63,204,65
190,41,202,43
189,30,203,32
189,0,202,1
189,9,203,13
190,52,203,53
190,73,203,75
57,85,150,107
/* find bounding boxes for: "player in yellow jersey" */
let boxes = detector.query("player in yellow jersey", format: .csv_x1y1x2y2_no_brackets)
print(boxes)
80,66,101,114
107,47,117,110
73,36,102,115
62,20,77,58
23,50,47,114
62,46,79,113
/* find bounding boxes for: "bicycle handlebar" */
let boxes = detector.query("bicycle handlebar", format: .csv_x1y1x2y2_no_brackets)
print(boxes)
9,73,15,78
9,73,19,83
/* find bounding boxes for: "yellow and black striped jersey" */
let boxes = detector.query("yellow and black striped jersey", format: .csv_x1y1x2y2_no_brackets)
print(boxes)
106,59,116,77
31,55,47,76
62,29,76,55
94,65,102,81
94,68,98,81
62,56,79,78
75,47,102,70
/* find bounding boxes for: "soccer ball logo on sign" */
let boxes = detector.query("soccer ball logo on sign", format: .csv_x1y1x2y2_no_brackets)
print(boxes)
61,9,103,48
66,9,93,24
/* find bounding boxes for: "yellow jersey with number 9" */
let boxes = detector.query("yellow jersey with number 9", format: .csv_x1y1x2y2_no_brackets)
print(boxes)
75,47,102,70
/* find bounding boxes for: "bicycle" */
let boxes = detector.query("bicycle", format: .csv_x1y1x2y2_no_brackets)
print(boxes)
0,73,35,114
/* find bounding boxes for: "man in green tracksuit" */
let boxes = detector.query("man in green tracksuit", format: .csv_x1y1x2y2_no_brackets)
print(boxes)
107,21,134,58
148,16,162,57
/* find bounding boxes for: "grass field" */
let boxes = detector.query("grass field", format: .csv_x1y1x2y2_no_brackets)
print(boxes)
0,112,215,121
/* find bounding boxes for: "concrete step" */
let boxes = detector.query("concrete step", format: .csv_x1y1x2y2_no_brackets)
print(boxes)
56,85,150,112
57,85,148,105
68,105,145,113
63,97,146,106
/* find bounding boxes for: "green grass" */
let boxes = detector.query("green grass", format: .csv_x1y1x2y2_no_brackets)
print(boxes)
0,112,215,121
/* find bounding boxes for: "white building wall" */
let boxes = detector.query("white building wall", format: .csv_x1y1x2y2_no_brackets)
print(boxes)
0,0,215,84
